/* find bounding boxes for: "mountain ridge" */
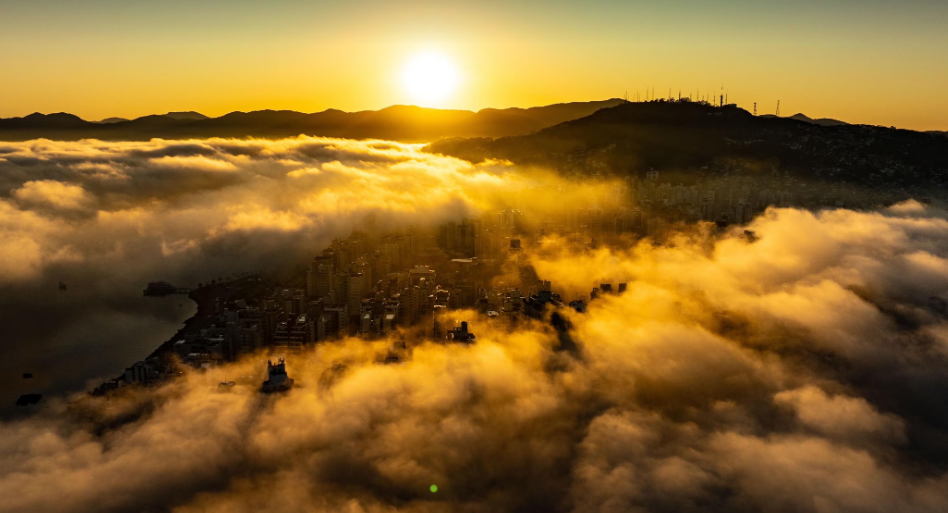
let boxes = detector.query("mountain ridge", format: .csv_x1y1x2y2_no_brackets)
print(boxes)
0,100,626,142
424,100,948,194
785,113,848,127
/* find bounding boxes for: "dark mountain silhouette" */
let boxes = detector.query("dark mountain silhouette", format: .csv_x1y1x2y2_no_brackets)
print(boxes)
425,100,948,192
3,112,90,131
163,111,209,121
0,100,625,142
759,113,848,127
787,113,848,127
96,117,129,124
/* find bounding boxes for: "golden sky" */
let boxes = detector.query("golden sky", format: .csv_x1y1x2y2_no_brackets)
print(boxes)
2,0,947,130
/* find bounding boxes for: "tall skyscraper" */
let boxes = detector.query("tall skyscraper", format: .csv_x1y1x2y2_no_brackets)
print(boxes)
309,255,335,301
346,273,365,323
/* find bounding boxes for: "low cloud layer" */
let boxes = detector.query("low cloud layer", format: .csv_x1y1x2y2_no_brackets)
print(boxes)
2,166,948,513
0,136,574,407
0,136,539,287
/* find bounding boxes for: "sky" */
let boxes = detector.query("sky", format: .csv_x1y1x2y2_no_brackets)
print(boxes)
1,0,947,128
4,3,948,509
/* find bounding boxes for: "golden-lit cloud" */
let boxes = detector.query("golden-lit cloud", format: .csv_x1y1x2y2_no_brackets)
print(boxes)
149,155,240,172
2,137,948,512
774,386,906,444
13,180,92,211
0,136,537,288
0,202,47,283
4,197,948,511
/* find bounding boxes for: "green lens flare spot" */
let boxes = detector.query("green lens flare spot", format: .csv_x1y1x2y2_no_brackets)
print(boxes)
430,484,438,493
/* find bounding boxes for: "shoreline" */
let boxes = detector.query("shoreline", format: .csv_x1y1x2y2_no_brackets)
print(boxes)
91,279,247,395
145,284,220,360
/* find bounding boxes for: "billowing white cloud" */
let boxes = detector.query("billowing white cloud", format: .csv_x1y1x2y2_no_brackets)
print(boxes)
1,138,948,513
0,136,536,288
775,386,906,444
13,180,92,211
149,155,240,172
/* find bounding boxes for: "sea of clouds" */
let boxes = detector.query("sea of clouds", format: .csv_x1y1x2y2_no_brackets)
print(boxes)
0,136,537,285
1,137,948,512
0,136,547,406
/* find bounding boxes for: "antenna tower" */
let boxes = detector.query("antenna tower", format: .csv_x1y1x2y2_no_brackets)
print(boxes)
776,100,781,117
754,103,757,116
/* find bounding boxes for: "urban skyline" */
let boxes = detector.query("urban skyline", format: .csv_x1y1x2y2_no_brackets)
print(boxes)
3,2,948,512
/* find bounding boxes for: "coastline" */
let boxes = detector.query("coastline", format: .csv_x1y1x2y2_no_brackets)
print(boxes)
145,284,221,360
91,279,247,396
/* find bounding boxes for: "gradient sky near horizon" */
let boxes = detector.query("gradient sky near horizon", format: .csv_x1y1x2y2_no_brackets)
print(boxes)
2,0,947,130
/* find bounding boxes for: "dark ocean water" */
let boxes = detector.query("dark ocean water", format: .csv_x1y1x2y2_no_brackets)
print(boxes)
0,282,196,418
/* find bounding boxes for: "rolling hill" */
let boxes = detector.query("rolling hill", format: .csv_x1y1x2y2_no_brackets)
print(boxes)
0,100,625,142
425,100,948,193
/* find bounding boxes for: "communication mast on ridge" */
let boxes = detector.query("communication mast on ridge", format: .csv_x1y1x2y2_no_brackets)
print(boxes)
754,103,757,116
776,100,781,117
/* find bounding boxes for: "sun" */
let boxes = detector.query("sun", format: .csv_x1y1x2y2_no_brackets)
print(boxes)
401,51,460,107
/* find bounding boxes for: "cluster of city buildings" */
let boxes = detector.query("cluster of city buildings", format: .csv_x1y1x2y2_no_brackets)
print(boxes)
108,225,518,385
119,170,870,389
118,198,654,388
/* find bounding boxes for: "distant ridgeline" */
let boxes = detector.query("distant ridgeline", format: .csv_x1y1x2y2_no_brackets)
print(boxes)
0,100,625,142
426,101,948,207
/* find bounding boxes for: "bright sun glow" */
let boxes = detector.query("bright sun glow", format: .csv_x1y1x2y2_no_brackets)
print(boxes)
401,52,460,107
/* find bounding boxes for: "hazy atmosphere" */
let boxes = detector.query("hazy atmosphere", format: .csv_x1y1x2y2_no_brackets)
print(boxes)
2,1,948,512
0,137,522,410
3,136,948,512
